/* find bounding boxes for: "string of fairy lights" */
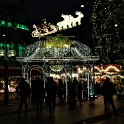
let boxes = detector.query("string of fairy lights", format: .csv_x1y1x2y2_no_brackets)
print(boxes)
91,0,124,63
23,36,92,59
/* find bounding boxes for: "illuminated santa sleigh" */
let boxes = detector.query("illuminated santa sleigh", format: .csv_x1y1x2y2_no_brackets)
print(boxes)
31,11,84,38
31,23,58,38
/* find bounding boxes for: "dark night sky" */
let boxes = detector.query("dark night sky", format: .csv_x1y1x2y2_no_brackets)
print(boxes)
0,0,84,23
0,0,94,50
23,0,93,46
0,0,92,25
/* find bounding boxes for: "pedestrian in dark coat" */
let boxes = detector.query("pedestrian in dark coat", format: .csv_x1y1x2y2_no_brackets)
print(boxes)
16,78,30,116
31,76,36,103
77,80,83,104
57,79,64,104
101,77,118,117
45,77,57,117
67,78,72,107
34,76,45,116
71,77,78,107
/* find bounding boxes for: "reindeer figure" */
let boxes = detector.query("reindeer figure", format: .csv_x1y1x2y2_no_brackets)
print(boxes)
57,11,84,30
57,14,73,30
71,11,84,27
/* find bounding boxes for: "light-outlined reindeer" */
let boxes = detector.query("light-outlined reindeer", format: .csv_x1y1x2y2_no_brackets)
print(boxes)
57,11,84,30
71,11,84,26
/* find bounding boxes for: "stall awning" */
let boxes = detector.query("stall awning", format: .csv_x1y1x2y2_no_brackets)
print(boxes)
0,66,21,77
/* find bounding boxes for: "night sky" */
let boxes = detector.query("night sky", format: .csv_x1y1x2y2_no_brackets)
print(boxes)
0,0,85,23
23,0,93,48
0,0,94,51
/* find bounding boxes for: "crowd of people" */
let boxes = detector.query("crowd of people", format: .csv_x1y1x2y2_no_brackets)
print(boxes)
15,76,86,117
15,76,119,118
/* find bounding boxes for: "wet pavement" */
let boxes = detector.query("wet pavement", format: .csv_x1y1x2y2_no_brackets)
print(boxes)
0,96,124,124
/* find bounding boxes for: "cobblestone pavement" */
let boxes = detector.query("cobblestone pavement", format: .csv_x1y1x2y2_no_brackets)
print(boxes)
0,96,124,124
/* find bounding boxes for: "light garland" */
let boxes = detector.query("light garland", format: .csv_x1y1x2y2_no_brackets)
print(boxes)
91,0,124,63
94,64,121,75
16,35,99,62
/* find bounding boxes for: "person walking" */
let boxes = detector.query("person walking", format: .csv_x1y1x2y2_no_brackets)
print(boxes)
31,76,37,103
57,79,64,104
77,80,83,104
45,77,57,117
67,78,73,109
71,77,78,108
34,76,45,116
16,78,30,116
100,77,118,117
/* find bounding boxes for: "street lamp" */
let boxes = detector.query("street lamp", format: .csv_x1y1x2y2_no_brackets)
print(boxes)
0,42,16,105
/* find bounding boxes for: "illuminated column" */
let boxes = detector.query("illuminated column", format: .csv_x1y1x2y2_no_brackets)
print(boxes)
25,63,29,83
43,62,50,90
22,65,26,78
65,62,72,102
87,64,95,101
87,71,90,101
65,65,68,103
22,64,29,82
44,62,50,78
43,62,50,102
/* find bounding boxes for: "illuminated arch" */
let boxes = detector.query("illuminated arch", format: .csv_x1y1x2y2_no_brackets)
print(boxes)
94,66,101,74
27,65,44,84
28,65,44,73
104,65,120,73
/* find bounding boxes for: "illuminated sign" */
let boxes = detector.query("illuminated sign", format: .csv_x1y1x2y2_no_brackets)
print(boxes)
0,20,29,31
31,11,84,38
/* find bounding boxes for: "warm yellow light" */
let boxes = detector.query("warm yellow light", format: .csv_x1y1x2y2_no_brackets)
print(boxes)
78,68,83,73
104,65,120,72
0,49,5,56
39,36,72,48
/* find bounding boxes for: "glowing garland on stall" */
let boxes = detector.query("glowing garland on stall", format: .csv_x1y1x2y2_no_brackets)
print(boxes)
94,64,120,75
24,40,91,58
16,35,99,63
